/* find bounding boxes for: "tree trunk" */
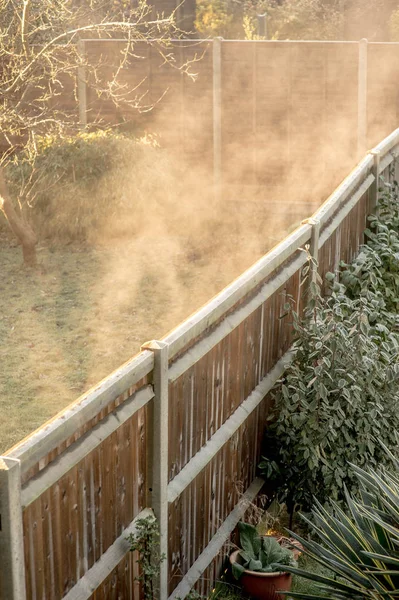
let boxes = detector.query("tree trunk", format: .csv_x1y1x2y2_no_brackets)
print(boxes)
0,168,37,266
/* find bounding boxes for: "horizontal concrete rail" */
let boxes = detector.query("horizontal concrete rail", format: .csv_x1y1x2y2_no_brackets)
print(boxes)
62,508,153,600
318,174,375,249
314,155,374,228
379,149,398,174
373,127,399,157
168,478,264,600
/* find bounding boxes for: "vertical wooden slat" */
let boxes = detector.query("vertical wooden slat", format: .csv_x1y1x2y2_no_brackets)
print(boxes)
33,489,45,598
370,150,380,212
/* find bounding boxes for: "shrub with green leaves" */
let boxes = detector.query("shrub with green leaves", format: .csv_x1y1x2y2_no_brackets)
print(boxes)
232,522,296,580
259,180,399,519
341,180,399,314
280,446,399,600
127,515,165,600
4,130,181,243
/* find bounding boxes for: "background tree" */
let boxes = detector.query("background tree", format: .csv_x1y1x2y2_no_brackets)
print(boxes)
195,0,399,41
0,0,190,265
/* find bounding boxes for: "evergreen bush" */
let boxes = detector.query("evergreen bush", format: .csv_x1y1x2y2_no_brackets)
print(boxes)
259,178,399,520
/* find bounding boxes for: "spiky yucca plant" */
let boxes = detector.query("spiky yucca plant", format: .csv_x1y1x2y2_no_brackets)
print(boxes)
279,447,399,599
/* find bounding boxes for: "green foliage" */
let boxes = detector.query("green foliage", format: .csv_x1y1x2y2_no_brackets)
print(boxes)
280,449,399,599
127,515,166,600
208,582,244,599
7,129,146,198
232,522,296,580
195,0,344,39
341,179,399,314
259,181,399,516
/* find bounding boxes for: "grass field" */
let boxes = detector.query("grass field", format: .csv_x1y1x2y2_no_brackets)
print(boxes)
0,238,218,451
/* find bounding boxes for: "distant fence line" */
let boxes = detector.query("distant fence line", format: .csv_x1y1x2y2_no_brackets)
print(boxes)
1,124,398,599
2,38,399,227
73,38,399,195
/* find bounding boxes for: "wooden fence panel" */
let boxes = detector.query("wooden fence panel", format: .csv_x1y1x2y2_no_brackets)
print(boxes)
17,371,151,487
87,553,137,600
21,405,148,599
168,396,269,595
318,189,369,282
167,263,302,480
166,261,304,595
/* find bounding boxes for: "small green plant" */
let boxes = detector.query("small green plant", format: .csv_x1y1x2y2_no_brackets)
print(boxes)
127,515,166,600
231,522,296,580
280,445,399,599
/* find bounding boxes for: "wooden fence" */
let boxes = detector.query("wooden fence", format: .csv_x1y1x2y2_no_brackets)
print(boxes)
1,125,398,599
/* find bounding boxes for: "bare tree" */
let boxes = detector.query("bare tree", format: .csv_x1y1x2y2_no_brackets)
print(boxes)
0,0,193,265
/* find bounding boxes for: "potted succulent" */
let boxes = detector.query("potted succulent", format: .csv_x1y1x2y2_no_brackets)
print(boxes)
230,522,297,600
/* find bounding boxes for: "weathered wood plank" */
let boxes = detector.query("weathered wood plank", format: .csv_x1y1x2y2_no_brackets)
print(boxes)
62,508,153,600
21,386,154,508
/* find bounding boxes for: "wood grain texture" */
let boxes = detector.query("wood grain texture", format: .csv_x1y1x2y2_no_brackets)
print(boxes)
21,407,148,599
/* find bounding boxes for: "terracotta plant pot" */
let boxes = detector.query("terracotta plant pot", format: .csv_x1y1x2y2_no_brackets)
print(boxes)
229,550,292,600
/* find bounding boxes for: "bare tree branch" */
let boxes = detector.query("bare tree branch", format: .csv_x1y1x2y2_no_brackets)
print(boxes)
0,0,196,264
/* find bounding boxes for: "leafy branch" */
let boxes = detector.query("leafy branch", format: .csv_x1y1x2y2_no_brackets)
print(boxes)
127,515,166,600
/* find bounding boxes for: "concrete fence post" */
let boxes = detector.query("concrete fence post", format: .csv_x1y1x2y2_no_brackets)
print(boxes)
257,13,268,39
141,340,169,600
213,37,222,200
357,38,368,160
369,150,380,213
0,457,26,600
77,40,87,128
